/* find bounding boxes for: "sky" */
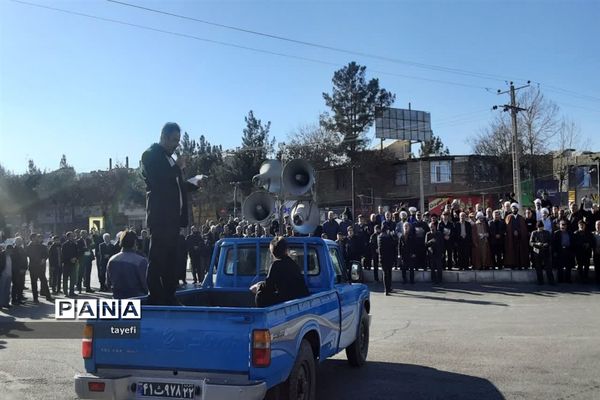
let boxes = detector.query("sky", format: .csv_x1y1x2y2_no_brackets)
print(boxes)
1,0,599,174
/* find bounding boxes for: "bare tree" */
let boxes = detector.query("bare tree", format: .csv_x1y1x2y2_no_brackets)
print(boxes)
554,119,581,198
471,113,513,157
519,87,560,156
471,87,561,180
280,123,345,169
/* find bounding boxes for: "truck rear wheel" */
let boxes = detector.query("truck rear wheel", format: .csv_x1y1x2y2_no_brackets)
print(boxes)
279,339,316,400
346,310,369,367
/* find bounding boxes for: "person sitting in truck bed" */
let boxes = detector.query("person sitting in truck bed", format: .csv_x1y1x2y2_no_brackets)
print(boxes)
107,231,149,299
251,236,309,307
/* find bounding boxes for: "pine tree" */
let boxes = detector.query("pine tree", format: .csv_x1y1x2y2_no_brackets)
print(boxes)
321,62,395,159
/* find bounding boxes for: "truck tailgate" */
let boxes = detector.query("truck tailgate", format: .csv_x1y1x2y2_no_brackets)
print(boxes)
90,307,259,373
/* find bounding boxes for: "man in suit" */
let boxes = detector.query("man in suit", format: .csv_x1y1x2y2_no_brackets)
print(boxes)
530,221,554,285
77,230,95,293
426,221,445,284
141,122,200,305
455,212,472,270
377,225,396,295
553,220,575,283
26,233,51,304
61,231,79,297
437,212,456,270
48,236,62,295
98,233,116,292
186,226,206,284
573,220,594,283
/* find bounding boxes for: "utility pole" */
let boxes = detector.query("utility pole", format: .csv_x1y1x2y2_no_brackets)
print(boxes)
494,81,530,206
230,181,240,218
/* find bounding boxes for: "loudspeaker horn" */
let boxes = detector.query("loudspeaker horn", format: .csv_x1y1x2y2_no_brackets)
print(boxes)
290,201,320,235
242,191,276,226
252,160,282,193
282,159,315,196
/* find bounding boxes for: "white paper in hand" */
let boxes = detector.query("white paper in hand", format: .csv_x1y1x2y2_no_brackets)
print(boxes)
187,174,208,186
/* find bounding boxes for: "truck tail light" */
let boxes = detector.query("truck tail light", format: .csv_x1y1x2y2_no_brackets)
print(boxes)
82,324,93,359
88,382,105,392
252,330,271,367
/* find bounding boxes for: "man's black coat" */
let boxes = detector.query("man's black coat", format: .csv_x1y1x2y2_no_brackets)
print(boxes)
141,143,197,232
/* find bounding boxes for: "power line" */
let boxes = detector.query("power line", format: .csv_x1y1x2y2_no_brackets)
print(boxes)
105,0,515,83
9,0,492,91
104,1,600,105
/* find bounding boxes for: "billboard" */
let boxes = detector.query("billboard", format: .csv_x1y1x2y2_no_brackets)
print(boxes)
375,107,433,141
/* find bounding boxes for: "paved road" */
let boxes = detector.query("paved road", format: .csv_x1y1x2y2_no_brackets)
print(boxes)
1,279,600,400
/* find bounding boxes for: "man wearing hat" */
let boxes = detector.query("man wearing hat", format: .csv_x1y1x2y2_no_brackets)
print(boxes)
504,203,530,269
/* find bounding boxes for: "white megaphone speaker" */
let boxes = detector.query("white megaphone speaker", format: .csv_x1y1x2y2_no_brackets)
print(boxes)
242,191,276,226
282,159,315,196
252,160,282,193
290,201,320,235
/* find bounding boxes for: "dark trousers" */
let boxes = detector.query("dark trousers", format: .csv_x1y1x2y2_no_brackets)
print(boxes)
29,264,51,301
443,241,454,270
77,256,93,290
594,254,600,285
62,263,77,295
382,262,393,294
555,250,574,283
533,253,554,285
148,231,180,305
575,252,591,283
362,254,372,270
491,241,504,269
457,238,471,269
401,267,415,284
49,263,62,292
190,257,203,282
430,257,443,284
371,250,380,281
11,266,26,302
98,262,108,289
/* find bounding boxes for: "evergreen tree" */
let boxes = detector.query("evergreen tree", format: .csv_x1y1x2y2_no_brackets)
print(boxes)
228,110,275,195
419,135,450,156
321,62,395,159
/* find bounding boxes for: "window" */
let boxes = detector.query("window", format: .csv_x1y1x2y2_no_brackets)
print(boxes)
395,164,407,186
223,245,320,275
430,160,452,183
328,247,346,283
335,169,347,190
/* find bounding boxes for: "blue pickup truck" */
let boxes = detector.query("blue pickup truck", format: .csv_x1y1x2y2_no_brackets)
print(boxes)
75,237,371,400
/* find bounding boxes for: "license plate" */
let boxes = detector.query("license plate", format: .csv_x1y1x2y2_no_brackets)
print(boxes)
137,382,196,399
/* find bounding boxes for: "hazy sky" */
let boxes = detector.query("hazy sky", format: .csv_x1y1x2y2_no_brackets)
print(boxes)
1,0,599,173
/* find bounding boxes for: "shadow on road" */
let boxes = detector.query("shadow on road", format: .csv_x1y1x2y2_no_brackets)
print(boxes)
366,282,600,299
317,359,505,400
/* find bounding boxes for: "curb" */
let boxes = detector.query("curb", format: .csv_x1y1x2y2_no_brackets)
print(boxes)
362,269,597,283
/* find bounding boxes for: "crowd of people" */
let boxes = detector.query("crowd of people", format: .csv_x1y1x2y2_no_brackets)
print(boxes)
1,193,599,308
322,196,600,295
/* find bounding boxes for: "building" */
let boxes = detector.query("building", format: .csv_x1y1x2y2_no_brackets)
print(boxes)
316,150,554,217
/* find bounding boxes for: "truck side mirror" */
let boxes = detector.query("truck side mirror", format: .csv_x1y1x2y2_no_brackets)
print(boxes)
350,261,363,283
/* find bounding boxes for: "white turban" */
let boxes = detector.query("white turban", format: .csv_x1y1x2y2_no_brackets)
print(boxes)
409,207,417,213
511,203,520,210
534,198,541,204
476,212,485,220
400,211,408,218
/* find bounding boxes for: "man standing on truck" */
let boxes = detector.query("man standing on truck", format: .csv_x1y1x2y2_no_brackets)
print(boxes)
251,236,309,307
141,122,200,305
